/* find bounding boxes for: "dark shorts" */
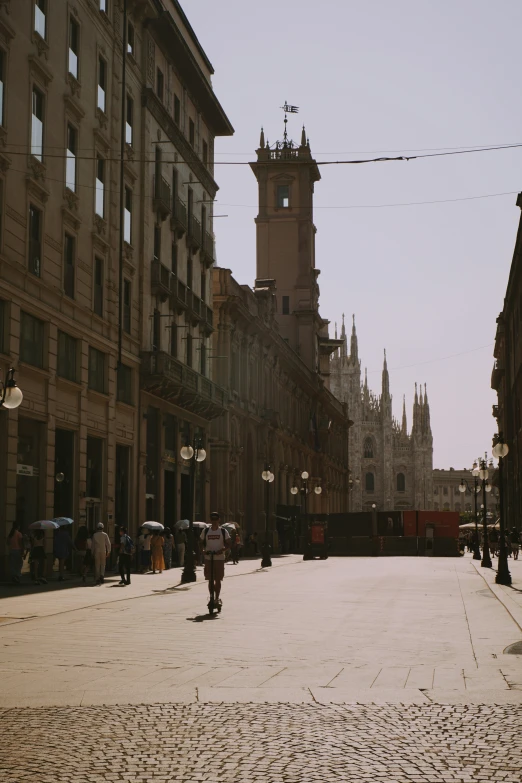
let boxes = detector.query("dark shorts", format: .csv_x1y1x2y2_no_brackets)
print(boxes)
204,559,225,581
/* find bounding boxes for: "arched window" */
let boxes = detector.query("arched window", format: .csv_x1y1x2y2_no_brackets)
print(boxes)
397,473,406,492
365,472,374,492
455,503,461,512
363,437,374,458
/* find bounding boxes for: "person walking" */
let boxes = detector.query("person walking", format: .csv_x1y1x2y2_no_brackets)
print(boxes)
138,528,151,573
118,527,134,585
511,528,520,560
7,523,24,584
53,525,73,581
91,523,111,584
150,530,165,574
163,528,173,570
74,526,92,582
29,530,47,585
175,526,187,568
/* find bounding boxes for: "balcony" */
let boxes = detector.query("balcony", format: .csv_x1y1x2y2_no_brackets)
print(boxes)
150,259,171,301
186,289,203,326
171,196,187,236
202,231,215,267
187,214,202,251
203,303,213,333
153,175,171,220
491,360,505,390
141,351,228,420
170,275,188,313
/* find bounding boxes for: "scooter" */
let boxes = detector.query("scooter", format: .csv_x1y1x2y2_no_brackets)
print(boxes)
206,550,222,615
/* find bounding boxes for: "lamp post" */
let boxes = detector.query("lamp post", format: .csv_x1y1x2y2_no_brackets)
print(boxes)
478,454,492,568
180,437,206,584
459,462,481,560
291,471,323,559
261,465,275,567
493,435,511,586
0,368,23,410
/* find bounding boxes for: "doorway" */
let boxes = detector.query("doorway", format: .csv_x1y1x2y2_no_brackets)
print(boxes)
180,472,191,520
54,428,75,518
16,417,44,530
115,444,130,530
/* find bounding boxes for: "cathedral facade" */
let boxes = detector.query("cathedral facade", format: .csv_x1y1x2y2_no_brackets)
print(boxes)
330,317,433,511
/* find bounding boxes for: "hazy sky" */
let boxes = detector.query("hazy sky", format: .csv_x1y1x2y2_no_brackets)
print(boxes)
187,0,521,469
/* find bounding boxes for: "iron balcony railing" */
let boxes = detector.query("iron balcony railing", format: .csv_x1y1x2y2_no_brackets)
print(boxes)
153,175,171,218
188,214,202,249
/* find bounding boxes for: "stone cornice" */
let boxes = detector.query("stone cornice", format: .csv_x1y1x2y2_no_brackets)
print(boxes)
142,87,218,198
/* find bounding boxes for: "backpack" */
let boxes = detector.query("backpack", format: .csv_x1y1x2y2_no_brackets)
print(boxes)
122,534,135,555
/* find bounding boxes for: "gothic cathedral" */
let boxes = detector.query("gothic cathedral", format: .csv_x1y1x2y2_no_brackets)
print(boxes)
330,317,433,511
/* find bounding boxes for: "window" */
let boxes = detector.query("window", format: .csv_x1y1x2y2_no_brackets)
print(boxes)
153,224,161,261
189,118,195,147
57,331,77,382
174,94,180,125
69,17,79,79
443,486,448,496
454,486,461,495
34,0,46,39
156,68,163,101
63,233,75,298
20,312,44,368
434,487,439,495
97,56,106,112
99,0,107,13
187,255,193,289
365,472,375,492
186,333,193,367
277,185,289,208
0,50,5,126
31,87,44,160
125,94,133,145
123,279,131,333
455,503,461,512
200,342,206,376
124,186,132,243
170,322,177,357
94,257,104,317
152,309,160,351
28,203,42,276
171,242,178,275
95,156,105,218
117,364,132,404
88,347,106,393
363,437,374,459
282,296,290,315
202,140,208,165
66,124,77,192
200,271,206,303
127,22,135,56
397,472,406,492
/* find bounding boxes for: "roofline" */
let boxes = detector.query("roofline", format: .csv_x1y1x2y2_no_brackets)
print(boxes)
170,0,215,74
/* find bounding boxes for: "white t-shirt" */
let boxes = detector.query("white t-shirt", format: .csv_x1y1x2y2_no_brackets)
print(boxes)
139,534,151,551
200,526,230,561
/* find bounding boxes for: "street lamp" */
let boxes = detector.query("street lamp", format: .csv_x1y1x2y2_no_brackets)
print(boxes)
180,437,207,584
477,454,492,568
261,465,275,567
0,368,23,410
459,462,481,560
493,434,511,586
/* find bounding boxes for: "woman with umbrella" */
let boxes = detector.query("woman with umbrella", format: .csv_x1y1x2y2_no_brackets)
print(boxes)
150,528,165,574
28,520,57,585
53,522,73,581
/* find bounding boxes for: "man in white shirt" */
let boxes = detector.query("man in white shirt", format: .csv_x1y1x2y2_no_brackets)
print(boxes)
200,512,231,607
91,523,111,584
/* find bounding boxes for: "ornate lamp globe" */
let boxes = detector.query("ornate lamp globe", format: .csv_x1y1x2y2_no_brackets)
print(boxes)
180,445,194,460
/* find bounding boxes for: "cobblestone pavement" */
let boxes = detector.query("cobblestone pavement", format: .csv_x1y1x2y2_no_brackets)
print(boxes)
1,702,522,783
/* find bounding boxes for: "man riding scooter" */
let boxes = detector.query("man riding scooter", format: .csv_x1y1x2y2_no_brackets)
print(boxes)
200,512,231,612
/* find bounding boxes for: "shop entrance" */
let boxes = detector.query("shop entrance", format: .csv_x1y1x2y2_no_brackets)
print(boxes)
16,417,43,530
54,428,75,518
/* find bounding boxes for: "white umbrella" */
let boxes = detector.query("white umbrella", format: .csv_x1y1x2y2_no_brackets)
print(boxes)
174,519,190,530
29,520,59,530
53,517,74,527
192,521,210,530
142,521,164,531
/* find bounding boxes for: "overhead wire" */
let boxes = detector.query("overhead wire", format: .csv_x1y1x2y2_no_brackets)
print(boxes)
366,343,495,374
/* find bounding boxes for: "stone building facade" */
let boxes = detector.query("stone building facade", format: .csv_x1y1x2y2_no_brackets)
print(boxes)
432,468,498,516
210,126,350,530
330,318,433,511
492,193,522,531
0,0,232,574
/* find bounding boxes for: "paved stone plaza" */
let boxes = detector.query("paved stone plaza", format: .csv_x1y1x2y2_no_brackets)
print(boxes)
1,555,521,781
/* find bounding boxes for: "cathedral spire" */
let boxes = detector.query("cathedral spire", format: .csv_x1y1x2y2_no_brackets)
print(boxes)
259,127,265,148
301,125,307,146
412,382,419,432
340,313,347,359
419,382,424,431
424,383,431,433
350,314,358,363
401,395,407,435
382,349,390,400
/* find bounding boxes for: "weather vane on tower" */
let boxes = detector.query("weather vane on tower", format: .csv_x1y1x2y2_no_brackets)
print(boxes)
280,101,299,146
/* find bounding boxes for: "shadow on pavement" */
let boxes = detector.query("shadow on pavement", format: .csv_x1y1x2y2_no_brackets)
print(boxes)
188,614,219,622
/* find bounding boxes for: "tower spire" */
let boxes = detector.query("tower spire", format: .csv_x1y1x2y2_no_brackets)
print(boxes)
301,125,306,146
350,314,358,363
382,349,390,400
402,394,407,435
259,127,265,148
424,383,431,433
340,313,347,359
